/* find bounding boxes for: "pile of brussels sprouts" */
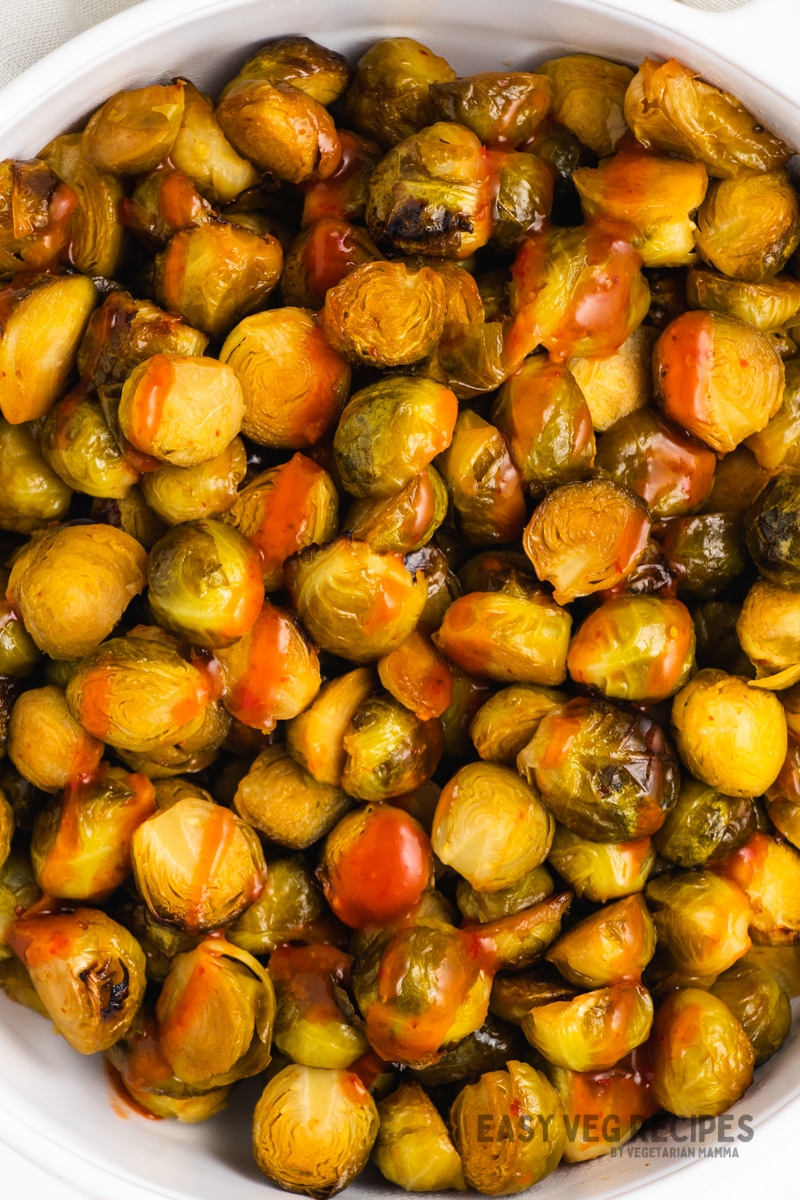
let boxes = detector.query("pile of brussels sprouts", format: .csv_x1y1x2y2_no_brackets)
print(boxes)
2,31,800,1198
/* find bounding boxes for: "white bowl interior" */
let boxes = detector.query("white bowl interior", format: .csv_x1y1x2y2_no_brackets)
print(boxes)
1,1,799,1196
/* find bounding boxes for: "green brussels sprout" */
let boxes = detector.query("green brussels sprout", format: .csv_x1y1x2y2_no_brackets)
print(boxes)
436,409,529,547
9,525,147,661
687,266,800,332
228,856,329,956
696,169,800,281
450,1061,567,1195
286,668,377,787
31,765,155,902
549,1051,658,1163
545,894,657,987
281,217,381,309
747,360,800,472
77,290,208,390
286,538,428,663
345,467,448,556
7,908,146,1053
568,324,658,433
671,669,788,797
81,82,184,174
112,895,201,982
538,54,633,156
366,123,493,260
519,697,680,842
147,518,264,649
430,71,550,147
647,870,752,975
67,636,211,753
222,36,350,106
217,79,341,184
233,746,351,852
170,80,258,204
9,684,104,794
156,937,274,1086
547,826,656,904
710,960,791,1065
41,392,139,499
436,319,512,401
624,57,791,178
651,987,754,1117
713,831,800,945
132,796,266,933
0,273,97,424
0,853,40,961
142,436,246,526
39,134,126,277
0,158,76,277
409,543,461,634
567,596,696,703
522,983,653,1072
653,778,757,868
269,944,368,1070
0,597,39,678
490,354,595,493
574,147,708,267
252,1064,379,1198
343,37,456,149
456,864,555,924
489,150,555,250
469,685,567,766
121,166,212,247
0,418,72,532
154,221,283,339
432,763,555,893
746,471,800,591
340,692,443,802
489,967,580,1026
373,1081,466,1192
656,512,748,600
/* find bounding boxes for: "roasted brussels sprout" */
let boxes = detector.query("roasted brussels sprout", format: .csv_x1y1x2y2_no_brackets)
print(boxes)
456,864,555,924
0,418,72,532
154,221,283,339
81,82,184,174
281,217,380,309
696,170,800,281
142,436,246,526
252,1063,379,1198
0,796,12,875
522,982,653,1072
653,778,757,869
217,79,341,183
546,894,657,988
0,957,47,1015
0,853,39,958
450,1061,566,1194
373,1081,465,1192
346,468,448,557
767,741,800,847
747,358,800,472
286,668,377,787
567,596,695,703
0,273,97,424
431,763,554,893
567,324,657,433
343,38,456,149
319,804,432,928
286,538,427,663
710,960,791,1065
434,410,525,546
233,746,351,851
429,70,549,147
228,857,329,956
0,158,76,277
671,669,787,797
39,134,126,277
8,524,146,660
169,80,258,203
222,35,349,105
736,579,800,682
537,54,633,156
469,685,566,766
132,796,266,932
376,630,452,722
549,1050,658,1163
689,265,800,335
340,693,443,801
0,600,37,679
646,870,752,975
41,391,139,499
270,944,367,1069
745,471,800,591
713,832,800,945
300,132,381,228
120,165,211,248
547,826,656,904
624,57,792,178
77,291,208,390
8,908,146,1053
651,987,754,1116
489,967,579,1025
487,149,555,250
8,685,103,793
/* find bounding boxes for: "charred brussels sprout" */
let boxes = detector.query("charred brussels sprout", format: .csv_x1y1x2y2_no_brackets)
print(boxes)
217,80,341,183
745,471,800,591
252,1064,379,1198
221,36,350,106
436,410,526,546
545,894,657,988
131,797,266,932
373,1081,465,1192
170,80,258,203
228,856,328,956
0,418,72,532
431,763,554,893
547,826,655,904
142,436,247,526
77,291,208,389
522,983,653,1072
653,778,757,868
42,392,139,499
538,54,633,156
8,685,103,793
710,960,791,1065
81,82,184,174
671,669,787,797
321,260,445,367
646,870,752,975
233,746,351,851
343,37,456,149
8,908,146,1053
9,524,146,660
568,324,657,432
286,667,377,787
469,685,566,766
340,692,443,801
270,944,367,1069
696,170,800,281
651,988,754,1116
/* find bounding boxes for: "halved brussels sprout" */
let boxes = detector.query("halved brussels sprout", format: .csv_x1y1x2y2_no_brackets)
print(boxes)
549,1050,658,1163
377,630,452,722
366,123,493,260
216,600,321,731
343,37,456,149
737,579,800,680
7,908,146,1053
218,80,342,183
545,894,657,987
509,219,650,362
0,853,39,959
538,54,633,156
300,132,382,228
653,777,757,869
119,353,244,468
436,410,526,546
430,71,550,147
646,870,752,975
493,965,578,1023
81,82,185,174
567,595,695,703
346,468,447,556
488,150,555,250
287,668,378,786
233,746,351,851
490,355,595,494
522,983,653,1072
132,796,266,932
469,685,566,766
0,158,76,277
270,944,368,1069
9,524,146,660
696,170,800,281
457,864,554,924
431,762,554,893
747,359,800,471
547,826,656,904
281,217,381,309
170,80,258,203
154,221,283,339
523,479,650,605
0,273,97,424
41,391,139,499
319,804,432,928
373,1081,465,1192
221,36,350,106
8,685,103,793
39,134,126,277
157,937,274,1086
66,636,210,753
567,324,657,433
286,538,427,663
77,291,208,390
142,436,246,526
671,669,787,797
745,471,800,591
713,832,800,945
121,166,212,247
624,57,792,178
228,856,328,956
651,987,754,1117
252,1064,379,1198
450,1061,566,1195
688,266,800,333
340,692,443,801
711,960,791,1065
0,418,72,533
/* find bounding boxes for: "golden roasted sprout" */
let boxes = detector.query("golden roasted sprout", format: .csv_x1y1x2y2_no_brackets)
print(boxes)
8,686,103,793
710,960,792,1065
695,169,800,280
469,685,566,765
546,894,657,988
270,943,367,1070
653,778,757,869
373,1082,465,1192
39,134,126,277
228,856,330,956
538,54,633,156
0,158,76,277
431,71,550,147
217,80,342,183
747,359,800,470
142,436,247,525
624,57,793,178
41,392,139,499
343,37,456,149
646,870,752,975
522,983,653,1072
737,579,800,679
0,595,39,678
547,826,656,904
340,692,443,801
287,668,377,786
8,524,147,660
456,864,554,924
77,290,208,389
0,418,72,532
222,36,350,106
281,216,381,309
220,308,350,449
345,467,448,556
713,832,800,945
568,325,658,433
234,746,351,851
81,82,185,174
437,410,527,546
0,853,39,955
549,1052,658,1163
170,81,258,203
687,266,800,332
0,273,97,424
120,166,212,247
377,629,452,721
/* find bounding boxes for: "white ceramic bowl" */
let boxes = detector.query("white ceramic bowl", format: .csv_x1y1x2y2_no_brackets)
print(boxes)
1,1,799,1196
